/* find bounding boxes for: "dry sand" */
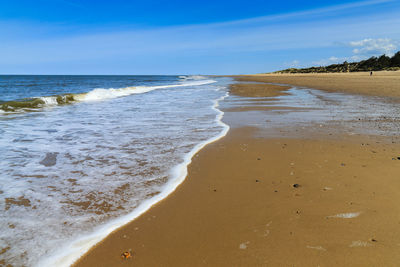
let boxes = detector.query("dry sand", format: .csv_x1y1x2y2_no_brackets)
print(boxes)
75,73,400,267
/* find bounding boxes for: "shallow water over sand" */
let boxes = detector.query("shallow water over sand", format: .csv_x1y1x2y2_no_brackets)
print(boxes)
0,75,230,266
222,86,400,137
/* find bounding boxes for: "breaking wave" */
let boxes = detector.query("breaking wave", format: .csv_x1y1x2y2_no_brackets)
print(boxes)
179,75,208,81
0,79,216,113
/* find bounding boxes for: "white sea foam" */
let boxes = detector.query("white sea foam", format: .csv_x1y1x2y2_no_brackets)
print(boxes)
34,82,230,267
40,96,59,105
179,75,208,81
75,79,216,102
0,79,217,115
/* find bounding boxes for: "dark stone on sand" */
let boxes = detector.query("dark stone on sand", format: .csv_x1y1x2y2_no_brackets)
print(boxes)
257,158,261,160
274,190,278,192
256,179,259,182
293,184,300,188
213,189,217,192
39,152,58,167
371,238,377,242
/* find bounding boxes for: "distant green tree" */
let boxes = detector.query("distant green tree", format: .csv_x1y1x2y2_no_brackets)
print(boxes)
358,57,376,71
391,52,400,67
275,50,400,73
377,55,391,69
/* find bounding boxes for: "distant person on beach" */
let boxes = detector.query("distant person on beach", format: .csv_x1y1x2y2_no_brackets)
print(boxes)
370,71,373,76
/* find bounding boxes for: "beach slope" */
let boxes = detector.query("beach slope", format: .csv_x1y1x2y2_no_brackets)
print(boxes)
75,73,400,267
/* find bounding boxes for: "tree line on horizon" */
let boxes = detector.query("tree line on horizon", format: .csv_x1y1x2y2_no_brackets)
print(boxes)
276,51,400,73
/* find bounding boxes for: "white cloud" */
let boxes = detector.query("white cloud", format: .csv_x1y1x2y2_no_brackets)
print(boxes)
350,38,398,56
311,38,398,67
312,56,345,66
284,60,300,68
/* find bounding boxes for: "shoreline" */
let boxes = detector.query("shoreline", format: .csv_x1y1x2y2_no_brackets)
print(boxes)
75,73,400,266
37,84,230,267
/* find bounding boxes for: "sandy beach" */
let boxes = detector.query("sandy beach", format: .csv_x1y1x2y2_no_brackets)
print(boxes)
235,71,400,98
74,72,400,267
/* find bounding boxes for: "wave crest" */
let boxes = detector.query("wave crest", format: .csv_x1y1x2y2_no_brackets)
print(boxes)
0,79,216,113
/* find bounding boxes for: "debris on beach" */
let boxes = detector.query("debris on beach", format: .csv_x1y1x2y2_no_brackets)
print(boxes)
292,183,300,188
327,212,361,219
239,241,250,250
121,250,133,259
306,245,326,251
349,240,371,247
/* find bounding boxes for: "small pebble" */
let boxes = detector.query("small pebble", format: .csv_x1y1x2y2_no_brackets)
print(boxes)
293,184,300,188
255,179,260,183
121,251,132,259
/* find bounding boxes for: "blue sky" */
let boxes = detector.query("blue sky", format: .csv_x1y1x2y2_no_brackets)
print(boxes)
0,0,399,74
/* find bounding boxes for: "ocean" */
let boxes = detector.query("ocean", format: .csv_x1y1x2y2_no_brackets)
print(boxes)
0,75,230,266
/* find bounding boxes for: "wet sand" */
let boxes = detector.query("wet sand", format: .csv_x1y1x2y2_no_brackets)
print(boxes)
236,71,400,98
75,75,400,266
230,83,291,97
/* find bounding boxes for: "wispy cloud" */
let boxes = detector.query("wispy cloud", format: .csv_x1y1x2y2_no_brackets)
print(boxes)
312,56,343,66
0,0,400,74
211,0,396,27
284,60,301,68
312,55,365,66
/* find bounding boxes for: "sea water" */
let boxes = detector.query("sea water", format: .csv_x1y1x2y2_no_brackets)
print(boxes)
0,75,230,266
